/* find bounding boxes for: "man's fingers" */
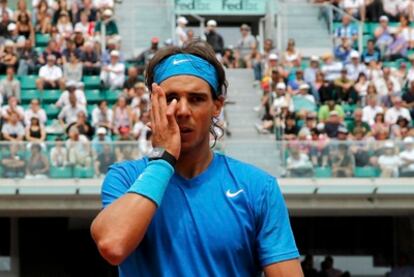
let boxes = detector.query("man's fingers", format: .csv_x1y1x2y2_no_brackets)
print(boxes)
151,83,161,124
166,99,177,121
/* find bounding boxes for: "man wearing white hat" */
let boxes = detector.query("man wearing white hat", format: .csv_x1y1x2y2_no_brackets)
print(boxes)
175,16,188,47
100,50,125,90
94,8,119,41
204,19,224,59
345,50,367,81
304,55,320,86
399,137,414,177
36,54,63,91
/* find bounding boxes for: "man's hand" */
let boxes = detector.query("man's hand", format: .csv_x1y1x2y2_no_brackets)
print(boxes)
150,83,181,160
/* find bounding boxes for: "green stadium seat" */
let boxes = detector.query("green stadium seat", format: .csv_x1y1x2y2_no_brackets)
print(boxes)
354,166,380,178
50,166,73,178
21,90,40,104
42,90,61,103
87,104,96,115
46,134,61,141
19,75,37,89
83,76,101,89
0,75,6,80
292,96,317,112
105,90,122,104
43,103,60,118
35,46,45,55
73,166,94,178
315,167,332,178
85,89,104,103
35,33,50,47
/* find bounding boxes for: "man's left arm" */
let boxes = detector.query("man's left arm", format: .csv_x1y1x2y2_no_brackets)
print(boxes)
264,259,303,277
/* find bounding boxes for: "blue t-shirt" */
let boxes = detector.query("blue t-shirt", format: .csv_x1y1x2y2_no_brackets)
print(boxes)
101,152,299,277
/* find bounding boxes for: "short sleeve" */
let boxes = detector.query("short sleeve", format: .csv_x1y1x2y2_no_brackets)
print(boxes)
101,164,134,208
255,177,299,267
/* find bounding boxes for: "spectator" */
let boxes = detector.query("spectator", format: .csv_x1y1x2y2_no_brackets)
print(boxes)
321,52,343,82
66,110,94,139
348,108,371,137
92,100,113,131
378,141,400,177
7,22,20,43
58,93,87,126
222,47,237,68
286,146,313,177
26,143,49,178
334,68,358,104
56,11,73,38
361,39,381,64
324,111,343,138
342,0,365,20
101,38,122,65
317,72,337,104
132,111,150,140
299,111,318,138
0,11,12,41
304,55,320,86
62,38,81,63
296,83,316,107
123,66,142,97
371,112,390,140
318,100,345,122
112,95,132,138
38,40,62,66
34,0,52,34
14,0,30,21
50,137,68,167
287,69,306,94
76,0,97,22
100,50,125,90
24,98,47,126
322,256,343,277
95,143,116,176
36,54,63,91
0,66,20,102
0,0,13,18
375,67,401,98
382,1,402,22
236,24,256,68
402,79,414,119
385,96,412,124
395,15,414,49
94,0,114,10
399,137,414,177
56,81,86,108
282,38,301,68
175,16,188,47
282,114,299,140
25,116,46,143
301,255,318,277
1,96,24,122
334,14,358,45
133,37,159,66
331,142,354,178
263,53,282,78
74,12,93,39
346,51,367,81
16,37,37,75
66,126,92,168
94,9,119,41
205,20,224,59
15,11,34,44
374,16,394,57
62,53,83,88
0,40,18,73
80,40,101,75
390,116,411,139
1,111,25,141
354,73,369,105
385,33,408,61
334,36,352,63
73,25,86,48
1,143,25,178
92,126,112,156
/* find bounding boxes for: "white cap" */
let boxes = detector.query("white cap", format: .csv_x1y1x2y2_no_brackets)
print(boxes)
4,39,14,47
310,55,319,62
269,53,278,60
177,16,188,25
103,9,113,17
350,50,360,59
404,136,414,144
207,19,217,27
317,122,325,131
7,23,16,31
276,82,286,90
299,83,310,90
110,50,120,57
380,15,389,22
97,127,107,135
384,141,394,148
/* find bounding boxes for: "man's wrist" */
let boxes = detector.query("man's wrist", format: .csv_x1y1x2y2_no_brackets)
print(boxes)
148,147,177,168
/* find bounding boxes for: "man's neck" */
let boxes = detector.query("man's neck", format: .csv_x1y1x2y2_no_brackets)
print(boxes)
175,142,213,179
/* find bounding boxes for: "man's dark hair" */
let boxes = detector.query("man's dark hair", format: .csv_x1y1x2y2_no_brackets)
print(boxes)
145,40,227,99
145,40,228,146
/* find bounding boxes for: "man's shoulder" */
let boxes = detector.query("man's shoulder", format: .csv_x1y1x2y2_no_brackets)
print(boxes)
108,157,148,180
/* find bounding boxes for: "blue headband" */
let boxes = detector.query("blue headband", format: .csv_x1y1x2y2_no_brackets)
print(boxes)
153,54,220,95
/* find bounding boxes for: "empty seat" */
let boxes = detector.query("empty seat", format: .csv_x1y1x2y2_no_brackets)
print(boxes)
19,75,37,89
73,166,94,178
85,89,104,103
315,167,332,178
105,90,122,104
50,166,73,178
83,76,101,89
354,166,380,178
43,103,60,118
21,90,40,104
42,90,61,103
35,33,50,47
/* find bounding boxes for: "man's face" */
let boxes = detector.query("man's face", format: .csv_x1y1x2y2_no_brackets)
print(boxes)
354,111,362,122
31,100,40,111
128,67,138,78
47,58,55,66
110,55,118,64
160,75,223,155
342,15,350,25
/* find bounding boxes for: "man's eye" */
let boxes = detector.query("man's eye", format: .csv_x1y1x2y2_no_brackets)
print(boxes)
166,96,178,103
191,96,205,102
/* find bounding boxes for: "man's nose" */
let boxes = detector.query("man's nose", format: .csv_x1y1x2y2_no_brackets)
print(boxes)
176,98,191,116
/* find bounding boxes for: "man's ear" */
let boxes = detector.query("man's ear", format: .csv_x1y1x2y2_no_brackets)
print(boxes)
212,96,225,117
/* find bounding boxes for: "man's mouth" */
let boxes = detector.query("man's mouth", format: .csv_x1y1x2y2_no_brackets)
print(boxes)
179,127,193,133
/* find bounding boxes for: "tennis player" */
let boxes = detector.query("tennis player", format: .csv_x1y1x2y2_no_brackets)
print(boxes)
91,41,303,276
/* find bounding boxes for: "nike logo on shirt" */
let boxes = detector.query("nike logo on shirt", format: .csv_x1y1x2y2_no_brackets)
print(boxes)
226,189,244,198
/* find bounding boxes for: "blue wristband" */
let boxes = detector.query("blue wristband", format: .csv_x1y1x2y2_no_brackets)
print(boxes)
127,159,174,207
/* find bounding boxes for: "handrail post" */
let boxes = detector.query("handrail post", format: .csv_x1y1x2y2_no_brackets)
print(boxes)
358,22,363,54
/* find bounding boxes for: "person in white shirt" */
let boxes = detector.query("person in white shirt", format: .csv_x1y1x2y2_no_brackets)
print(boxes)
55,81,86,108
399,136,414,177
175,16,188,47
100,50,125,90
378,141,401,177
346,51,367,81
272,82,294,114
58,93,87,126
24,98,47,126
36,55,63,90
374,67,401,97
92,100,113,130
342,0,366,20
362,95,383,126
385,97,412,124
1,96,24,122
296,83,315,103
321,52,343,82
